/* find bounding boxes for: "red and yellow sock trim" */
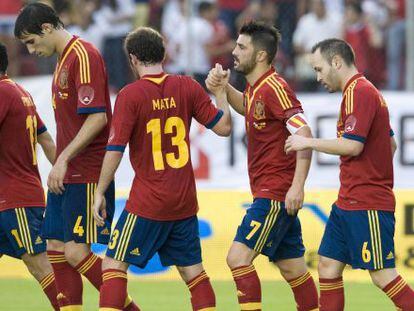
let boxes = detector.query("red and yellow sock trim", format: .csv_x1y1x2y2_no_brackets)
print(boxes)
77,253,99,274
288,272,312,288
102,269,127,282
240,301,262,310
320,278,344,291
231,265,256,279
385,277,407,299
47,252,67,264
187,271,209,290
40,272,55,290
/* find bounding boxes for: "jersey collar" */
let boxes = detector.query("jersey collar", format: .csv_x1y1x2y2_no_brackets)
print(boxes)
141,72,168,85
343,73,364,94
248,67,275,90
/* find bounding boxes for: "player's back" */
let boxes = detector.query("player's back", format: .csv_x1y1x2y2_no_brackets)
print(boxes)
0,77,46,211
109,73,220,221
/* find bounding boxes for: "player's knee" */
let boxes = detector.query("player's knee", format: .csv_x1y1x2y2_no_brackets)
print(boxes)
46,239,64,252
369,269,398,289
277,261,307,281
22,253,50,281
226,251,249,270
64,245,90,267
318,257,341,279
102,256,128,271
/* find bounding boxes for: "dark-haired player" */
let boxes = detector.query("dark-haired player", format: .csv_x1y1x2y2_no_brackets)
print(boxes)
14,3,138,310
93,26,231,311
207,21,318,311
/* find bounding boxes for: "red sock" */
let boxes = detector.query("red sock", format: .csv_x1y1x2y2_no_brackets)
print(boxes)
99,269,128,310
319,277,344,311
75,252,103,290
39,272,59,310
47,250,83,308
186,271,216,310
288,272,318,311
382,275,414,310
231,265,261,311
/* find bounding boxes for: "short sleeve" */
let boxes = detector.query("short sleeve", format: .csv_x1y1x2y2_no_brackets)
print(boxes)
73,47,108,114
190,79,223,129
35,111,47,136
264,80,303,123
342,88,377,143
106,89,137,152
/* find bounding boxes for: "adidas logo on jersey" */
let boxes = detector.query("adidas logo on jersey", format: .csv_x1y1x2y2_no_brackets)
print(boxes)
100,228,110,235
386,251,394,260
35,236,43,245
130,248,141,256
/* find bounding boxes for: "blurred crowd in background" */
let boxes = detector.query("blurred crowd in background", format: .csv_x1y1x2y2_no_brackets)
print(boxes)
0,0,407,93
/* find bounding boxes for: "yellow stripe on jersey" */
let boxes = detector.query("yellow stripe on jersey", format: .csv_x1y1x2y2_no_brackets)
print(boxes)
246,75,274,115
73,42,91,84
267,77,293,110
344,79,361,115
54,38,80,84
114,214,137,261
15,208,34,254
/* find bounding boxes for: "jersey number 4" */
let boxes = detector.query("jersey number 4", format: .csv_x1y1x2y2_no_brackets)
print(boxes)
146,117,189,171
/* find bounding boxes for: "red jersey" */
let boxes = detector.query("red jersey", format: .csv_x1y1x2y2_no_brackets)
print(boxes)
0,76,46,211
52,36,111,183
107,73,222,221
244,68,303,201
336,73,395,211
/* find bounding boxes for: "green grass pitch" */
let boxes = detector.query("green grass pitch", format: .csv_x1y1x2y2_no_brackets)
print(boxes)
0,279,410,310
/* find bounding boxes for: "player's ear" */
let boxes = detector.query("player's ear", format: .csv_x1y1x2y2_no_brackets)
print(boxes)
256,50,267,64
41,23,54,34
332,55,342,70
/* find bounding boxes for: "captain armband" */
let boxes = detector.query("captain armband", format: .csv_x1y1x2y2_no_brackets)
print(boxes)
286,113,309,134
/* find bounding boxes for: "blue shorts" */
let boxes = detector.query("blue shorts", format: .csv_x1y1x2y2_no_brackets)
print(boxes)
106,210,202,268
41,182,115,244
0,207,46,259
234,198,305,262
319,204,396,270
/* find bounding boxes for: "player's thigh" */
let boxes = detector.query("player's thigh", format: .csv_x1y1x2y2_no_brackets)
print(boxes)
343,209,395,270
102,255,129,272
106,209,170,268
227,241,259,268
234,199,294,260
158,216,202,268
0,207,46,259
41,191,64,242
62,182,114,244
318,204,351,267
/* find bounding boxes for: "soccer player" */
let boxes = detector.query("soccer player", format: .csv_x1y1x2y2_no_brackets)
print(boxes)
14,3,138,310
285,38,414,310
206,22,318,311
0,42,58,310
92,27,231,310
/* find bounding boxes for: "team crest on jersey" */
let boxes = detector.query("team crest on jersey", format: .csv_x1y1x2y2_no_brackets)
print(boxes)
344,114,357,132
58,67,69,89
253,100,265,120
78,85,95,105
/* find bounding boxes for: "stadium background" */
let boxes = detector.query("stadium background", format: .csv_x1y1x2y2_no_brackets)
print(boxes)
1,0,414,310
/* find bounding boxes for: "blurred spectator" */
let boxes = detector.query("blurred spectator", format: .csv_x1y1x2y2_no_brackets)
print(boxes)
218,0,247,37
386,0,406,90
293,0,342,91
94,0,135,91
200,2,234,70
0,0,23,76
344,2,384,87
167,0,214,88
235,0,262,32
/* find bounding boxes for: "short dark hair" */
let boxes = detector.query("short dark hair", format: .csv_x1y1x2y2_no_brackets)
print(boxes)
125,27,165,66
346,2,363,15
0,42,8,74
239,21,281,64
199,1,214,15
311,38,355,66
14,3,64,38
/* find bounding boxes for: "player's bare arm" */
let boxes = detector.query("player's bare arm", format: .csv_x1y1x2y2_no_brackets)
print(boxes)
285,126,312,216
37,131,56,164
47,112,107,194
285,135,363,157
93,151,123,227
391,136,397,158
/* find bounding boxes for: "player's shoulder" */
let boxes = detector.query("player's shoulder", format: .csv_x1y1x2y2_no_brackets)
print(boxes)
0,79,20,100
74,37,104,61
260,73,295,98
353,77,380,100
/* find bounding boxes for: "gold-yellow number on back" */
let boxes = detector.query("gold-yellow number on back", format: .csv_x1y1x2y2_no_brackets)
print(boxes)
146,117,189,171
26,115,38,165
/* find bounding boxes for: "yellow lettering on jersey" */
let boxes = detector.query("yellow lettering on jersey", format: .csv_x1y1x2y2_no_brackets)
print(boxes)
152,97,177,111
